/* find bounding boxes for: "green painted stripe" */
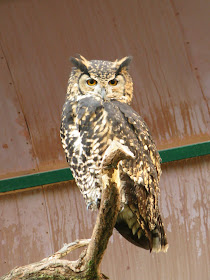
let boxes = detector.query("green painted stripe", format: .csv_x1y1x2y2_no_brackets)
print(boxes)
0,168,74,193
159,141,210,163
0,141,209,193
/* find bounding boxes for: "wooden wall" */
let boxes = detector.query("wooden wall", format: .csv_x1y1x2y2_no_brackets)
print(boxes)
0,0,209,279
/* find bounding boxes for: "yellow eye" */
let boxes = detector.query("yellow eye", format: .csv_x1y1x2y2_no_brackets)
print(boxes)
109,79,118,86
87,79,97,86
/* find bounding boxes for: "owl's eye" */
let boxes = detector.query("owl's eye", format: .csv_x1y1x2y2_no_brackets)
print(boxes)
109,79,118,86
87,79,97,86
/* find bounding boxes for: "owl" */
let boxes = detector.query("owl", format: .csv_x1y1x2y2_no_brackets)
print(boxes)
60,55,168,252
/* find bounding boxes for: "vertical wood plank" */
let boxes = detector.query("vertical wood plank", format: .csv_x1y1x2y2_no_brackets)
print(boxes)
0,157,209,279
0,188,53,276
43,181,97,260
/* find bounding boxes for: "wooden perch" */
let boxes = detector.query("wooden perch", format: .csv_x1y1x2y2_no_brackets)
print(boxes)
1,141,134,280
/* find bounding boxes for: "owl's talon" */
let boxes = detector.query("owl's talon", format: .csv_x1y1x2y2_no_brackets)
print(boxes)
96,198,101,208
87,202,92,210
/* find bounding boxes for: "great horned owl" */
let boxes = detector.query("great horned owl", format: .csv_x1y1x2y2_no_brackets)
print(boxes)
60,55,168,252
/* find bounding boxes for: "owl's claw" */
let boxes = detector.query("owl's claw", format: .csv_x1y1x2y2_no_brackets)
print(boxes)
96,198,101,208
87,198,101,210
87,202,92,210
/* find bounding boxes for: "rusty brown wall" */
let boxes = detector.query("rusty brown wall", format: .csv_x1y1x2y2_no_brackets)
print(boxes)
0,0,209,279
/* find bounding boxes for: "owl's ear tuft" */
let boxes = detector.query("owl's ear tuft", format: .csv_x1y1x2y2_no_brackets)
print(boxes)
70,54,89,74
115,56,132,74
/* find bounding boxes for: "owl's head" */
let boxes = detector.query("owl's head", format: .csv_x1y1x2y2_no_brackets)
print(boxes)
67,55,133,104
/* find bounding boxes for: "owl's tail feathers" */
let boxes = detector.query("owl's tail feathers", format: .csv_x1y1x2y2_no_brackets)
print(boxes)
115,220,151,250
115,207,168,252
151,216,169,253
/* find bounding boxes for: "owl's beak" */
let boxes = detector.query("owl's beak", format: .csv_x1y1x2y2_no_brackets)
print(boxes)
100,87,106,99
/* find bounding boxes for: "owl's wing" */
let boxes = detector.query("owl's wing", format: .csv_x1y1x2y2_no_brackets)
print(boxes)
105,100,168,252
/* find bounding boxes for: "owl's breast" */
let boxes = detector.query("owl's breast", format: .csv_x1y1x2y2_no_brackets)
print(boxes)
61,96,112,209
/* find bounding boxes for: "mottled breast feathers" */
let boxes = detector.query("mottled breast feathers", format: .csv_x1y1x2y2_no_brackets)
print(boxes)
60,55,168,252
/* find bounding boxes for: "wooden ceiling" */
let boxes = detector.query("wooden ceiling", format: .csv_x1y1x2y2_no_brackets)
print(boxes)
0,0,209,179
